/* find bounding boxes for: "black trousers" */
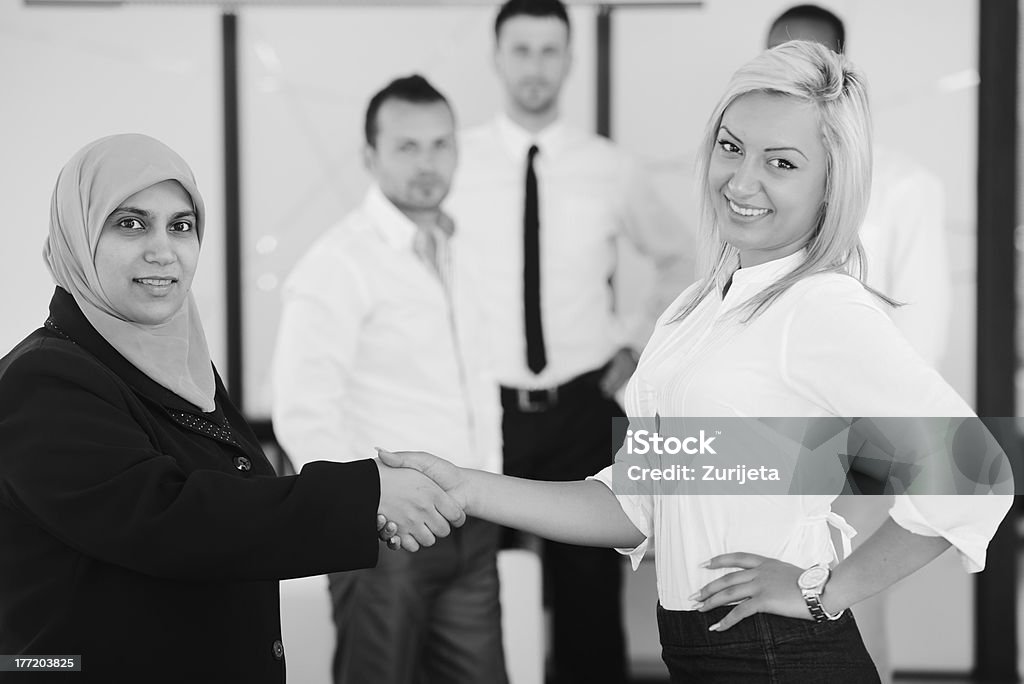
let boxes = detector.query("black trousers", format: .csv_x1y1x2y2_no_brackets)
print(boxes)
658,604,880,683
502,376,628,684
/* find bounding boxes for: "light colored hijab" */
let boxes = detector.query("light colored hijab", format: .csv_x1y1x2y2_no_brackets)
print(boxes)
44,134,216,413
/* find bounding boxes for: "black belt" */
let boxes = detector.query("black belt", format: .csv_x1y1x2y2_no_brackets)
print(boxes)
500,366,607,413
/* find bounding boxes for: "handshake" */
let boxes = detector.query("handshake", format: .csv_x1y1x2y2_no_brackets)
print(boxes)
373,448,469,552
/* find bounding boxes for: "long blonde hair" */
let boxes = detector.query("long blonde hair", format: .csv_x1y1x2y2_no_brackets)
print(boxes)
672,40,892,323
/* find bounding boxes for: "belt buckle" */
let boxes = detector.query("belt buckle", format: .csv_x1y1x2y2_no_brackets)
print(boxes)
517,387,558,413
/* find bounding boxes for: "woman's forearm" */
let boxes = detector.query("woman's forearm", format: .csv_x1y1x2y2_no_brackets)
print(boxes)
822,517,951,614
461,471,646,549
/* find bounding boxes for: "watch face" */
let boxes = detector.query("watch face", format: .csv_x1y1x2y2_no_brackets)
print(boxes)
798,566,829,590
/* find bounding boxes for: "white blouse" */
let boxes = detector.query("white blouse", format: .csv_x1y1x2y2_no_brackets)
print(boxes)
591,250,1012,610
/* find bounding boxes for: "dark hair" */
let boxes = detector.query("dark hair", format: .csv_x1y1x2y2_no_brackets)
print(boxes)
769,4,845,53
364,74,451,148
494,0,571,40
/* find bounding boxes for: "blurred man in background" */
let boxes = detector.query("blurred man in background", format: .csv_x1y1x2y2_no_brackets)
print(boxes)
272,74,507,684
768,4,951,365
445,1,694,681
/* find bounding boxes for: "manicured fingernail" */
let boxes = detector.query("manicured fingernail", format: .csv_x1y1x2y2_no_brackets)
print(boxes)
708,622,720,632
700,560,711,568
688,592,701,601
694,602,704,610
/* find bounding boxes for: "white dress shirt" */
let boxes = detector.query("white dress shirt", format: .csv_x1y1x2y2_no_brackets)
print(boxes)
445,115,694,388
591,250,1012,610
271,185,501,474
860,147,951,365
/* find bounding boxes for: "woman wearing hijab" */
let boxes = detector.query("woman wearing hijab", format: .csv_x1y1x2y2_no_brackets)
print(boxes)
380,41,1013,681
0,134,461,683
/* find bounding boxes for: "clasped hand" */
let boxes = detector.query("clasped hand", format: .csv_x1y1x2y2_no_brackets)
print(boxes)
374,448,467,552
373,452,823,632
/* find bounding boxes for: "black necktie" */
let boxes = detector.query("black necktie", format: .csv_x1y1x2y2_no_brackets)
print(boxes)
524,144,546,374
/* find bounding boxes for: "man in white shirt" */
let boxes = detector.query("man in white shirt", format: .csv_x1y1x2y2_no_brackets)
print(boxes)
445,1,693,681
767,7,953,683
271,75,507,684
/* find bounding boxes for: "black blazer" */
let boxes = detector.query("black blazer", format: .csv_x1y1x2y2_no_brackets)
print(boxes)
0,288,380,683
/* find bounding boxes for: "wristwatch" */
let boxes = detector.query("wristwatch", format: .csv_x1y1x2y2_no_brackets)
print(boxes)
797,564,844,623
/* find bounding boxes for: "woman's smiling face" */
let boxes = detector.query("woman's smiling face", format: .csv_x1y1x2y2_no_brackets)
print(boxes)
708,91,828,268
94,180,199,325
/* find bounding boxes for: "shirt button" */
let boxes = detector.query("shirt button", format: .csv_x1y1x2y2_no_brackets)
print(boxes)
234,456,252,472
272,640,284,660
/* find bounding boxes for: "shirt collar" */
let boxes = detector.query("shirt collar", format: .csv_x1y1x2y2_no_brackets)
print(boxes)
495,113,568,161
731,249,807,288
720,249,808,308
362,184,455,251
362,184,422,250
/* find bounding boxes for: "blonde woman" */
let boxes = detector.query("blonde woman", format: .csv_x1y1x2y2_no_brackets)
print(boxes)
382,40,1011,682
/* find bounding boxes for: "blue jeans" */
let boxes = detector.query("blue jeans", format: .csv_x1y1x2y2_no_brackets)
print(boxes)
657,603,881,683
327,518,507,684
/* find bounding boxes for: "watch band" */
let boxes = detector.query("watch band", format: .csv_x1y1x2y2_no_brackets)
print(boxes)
802,591,844,623
798,564,845,623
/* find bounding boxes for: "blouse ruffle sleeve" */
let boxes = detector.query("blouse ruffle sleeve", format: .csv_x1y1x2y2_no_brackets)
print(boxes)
588,464,653,569
781,276,1013,573
889,494,1011,572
